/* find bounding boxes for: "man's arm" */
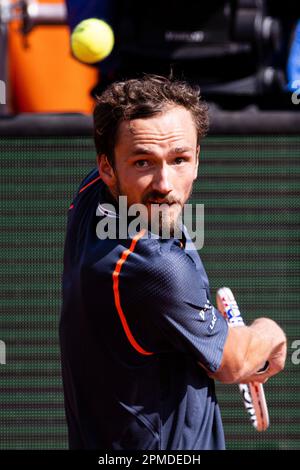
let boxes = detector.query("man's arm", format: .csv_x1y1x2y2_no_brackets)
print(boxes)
208,317,287,384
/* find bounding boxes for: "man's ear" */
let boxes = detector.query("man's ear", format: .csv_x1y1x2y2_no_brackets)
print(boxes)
194,146,200,180
97,154,116,188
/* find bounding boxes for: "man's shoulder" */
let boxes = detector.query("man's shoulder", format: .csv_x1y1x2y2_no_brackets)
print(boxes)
67,168,104,217
89,234,195,281
118,235,204,290
77,168,101,192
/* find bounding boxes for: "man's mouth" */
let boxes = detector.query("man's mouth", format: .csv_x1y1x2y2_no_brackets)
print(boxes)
147,200,177,205
148,202,171,205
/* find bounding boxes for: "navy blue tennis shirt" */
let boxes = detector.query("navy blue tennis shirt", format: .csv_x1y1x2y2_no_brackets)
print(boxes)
59,168,229,450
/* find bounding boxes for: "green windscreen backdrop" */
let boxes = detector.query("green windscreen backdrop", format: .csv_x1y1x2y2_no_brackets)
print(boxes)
0,136,299,449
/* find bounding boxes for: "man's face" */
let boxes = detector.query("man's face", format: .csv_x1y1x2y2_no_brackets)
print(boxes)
101,105,199,236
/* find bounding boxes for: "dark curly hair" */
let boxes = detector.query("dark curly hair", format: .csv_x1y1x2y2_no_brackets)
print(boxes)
93,74,209,167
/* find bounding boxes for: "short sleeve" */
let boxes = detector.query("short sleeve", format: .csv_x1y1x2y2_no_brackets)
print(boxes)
118,239,228,373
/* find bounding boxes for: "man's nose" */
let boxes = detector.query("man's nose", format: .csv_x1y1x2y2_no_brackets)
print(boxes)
151,166,173,194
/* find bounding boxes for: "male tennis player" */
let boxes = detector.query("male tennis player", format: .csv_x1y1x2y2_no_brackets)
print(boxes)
59,75,286,450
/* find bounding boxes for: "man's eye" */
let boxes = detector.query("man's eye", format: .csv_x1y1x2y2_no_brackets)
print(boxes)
134,160,149,168
174,157,186,165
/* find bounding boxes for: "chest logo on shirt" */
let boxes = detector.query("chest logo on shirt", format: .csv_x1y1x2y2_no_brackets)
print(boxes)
209,309,217,331
198,301,212,321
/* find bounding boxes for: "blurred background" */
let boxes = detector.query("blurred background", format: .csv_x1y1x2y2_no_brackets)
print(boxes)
0,0,299,450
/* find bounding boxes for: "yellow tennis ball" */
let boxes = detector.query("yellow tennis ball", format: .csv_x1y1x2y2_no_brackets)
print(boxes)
71,18,115,64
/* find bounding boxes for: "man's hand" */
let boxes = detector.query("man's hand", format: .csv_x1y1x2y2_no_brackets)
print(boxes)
211,317,287,384
239,318,287,384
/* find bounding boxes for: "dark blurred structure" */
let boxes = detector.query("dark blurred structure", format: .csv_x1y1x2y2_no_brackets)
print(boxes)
82,0,299,109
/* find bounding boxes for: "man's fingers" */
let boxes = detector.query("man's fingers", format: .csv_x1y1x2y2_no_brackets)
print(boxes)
239,372,269,384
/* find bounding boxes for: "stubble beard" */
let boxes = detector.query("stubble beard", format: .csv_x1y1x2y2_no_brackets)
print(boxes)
113,174,194,239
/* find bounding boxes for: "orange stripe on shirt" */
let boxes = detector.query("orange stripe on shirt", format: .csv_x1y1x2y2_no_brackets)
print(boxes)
112,229,154,356
79,175,102,193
